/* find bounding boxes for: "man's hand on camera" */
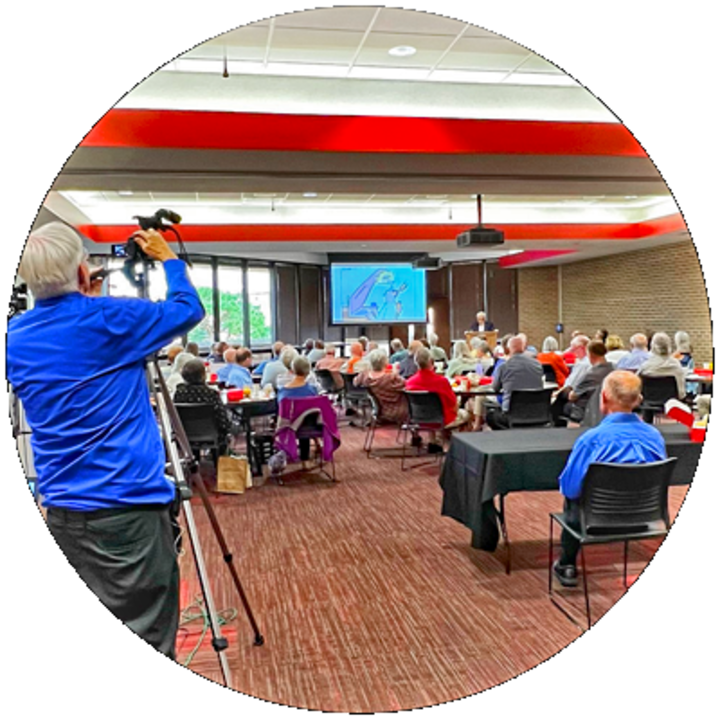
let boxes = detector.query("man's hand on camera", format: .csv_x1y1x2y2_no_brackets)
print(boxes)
132,229,178,262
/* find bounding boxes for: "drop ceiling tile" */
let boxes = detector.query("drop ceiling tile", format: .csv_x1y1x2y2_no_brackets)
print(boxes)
438,37,532,71
373,8,466,36
271,7,381,32
269,27,364,64
356,32,453,67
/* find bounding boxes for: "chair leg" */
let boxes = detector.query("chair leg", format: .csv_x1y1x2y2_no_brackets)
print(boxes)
548,515,555,595
623,540,629,589
580,545,591,629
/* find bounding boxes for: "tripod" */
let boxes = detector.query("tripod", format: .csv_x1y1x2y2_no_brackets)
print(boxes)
147,356,264,686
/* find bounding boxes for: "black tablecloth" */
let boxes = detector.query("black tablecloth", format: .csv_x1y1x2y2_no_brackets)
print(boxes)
439,424,703,551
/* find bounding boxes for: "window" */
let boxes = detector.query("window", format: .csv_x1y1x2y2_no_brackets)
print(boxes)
248,267,273,347
186,263,214,349
217,265,245,346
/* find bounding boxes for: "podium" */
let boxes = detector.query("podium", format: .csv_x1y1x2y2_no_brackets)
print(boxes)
464,330,498,348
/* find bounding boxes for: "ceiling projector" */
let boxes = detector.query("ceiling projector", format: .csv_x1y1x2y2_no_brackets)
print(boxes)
412,255,444,269
456,226,505,247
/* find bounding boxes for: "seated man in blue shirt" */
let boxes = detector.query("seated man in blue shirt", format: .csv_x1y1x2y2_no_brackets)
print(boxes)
215,347,237,385
226,347,254,388
554,370,667,587
7,222,204,657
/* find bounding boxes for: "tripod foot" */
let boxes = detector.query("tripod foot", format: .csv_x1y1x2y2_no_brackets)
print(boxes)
254,634,265,646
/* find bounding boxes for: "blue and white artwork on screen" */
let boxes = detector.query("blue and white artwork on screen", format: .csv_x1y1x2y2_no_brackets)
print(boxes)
330,263,427,325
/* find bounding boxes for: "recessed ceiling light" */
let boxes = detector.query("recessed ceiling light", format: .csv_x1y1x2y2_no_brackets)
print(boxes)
117,190,133,196
388,45,417,57
303,192,318,198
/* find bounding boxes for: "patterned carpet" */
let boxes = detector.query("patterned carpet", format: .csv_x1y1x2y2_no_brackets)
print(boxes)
175,423,689,712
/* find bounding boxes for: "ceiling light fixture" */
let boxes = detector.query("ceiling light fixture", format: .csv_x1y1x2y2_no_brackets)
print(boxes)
303,192,318,198
388,45,417,57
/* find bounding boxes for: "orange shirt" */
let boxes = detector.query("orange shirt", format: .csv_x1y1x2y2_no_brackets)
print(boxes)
537,352,570,387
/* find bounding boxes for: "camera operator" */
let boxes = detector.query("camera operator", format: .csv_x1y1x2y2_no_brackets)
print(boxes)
6,221,205,658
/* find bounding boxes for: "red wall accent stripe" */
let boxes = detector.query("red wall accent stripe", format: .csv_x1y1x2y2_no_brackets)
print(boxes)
80,109,646,157
78,213,685,244
498,250,577,268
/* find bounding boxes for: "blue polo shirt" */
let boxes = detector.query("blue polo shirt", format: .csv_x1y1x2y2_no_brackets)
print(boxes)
559,412,667,500
6,259,205,511
226,364,253,389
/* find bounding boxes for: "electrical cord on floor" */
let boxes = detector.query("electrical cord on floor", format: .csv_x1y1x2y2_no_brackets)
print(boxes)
177,594,238,667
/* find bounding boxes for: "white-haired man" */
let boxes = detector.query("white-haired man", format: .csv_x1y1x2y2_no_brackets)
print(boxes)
470,311,495,332
7,222,205,657
616,333,651,371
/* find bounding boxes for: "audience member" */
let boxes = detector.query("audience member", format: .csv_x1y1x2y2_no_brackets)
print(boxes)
345,342,368,373
674,331,697,396
358,336,370,353
406,347,470,433
553,371,667,587
185,341,200,357
562,335,592,391
551,340,613,426
398,340,422,379
638,332,686,399
274,346,301,389
445,340,477,378
474,340,494,374
262,345,297,389
315,343,344,389
166,351,196,397
593,328,609,344
301,338,315,355
207,341,228,363
216,347,237,384
615,333,651,371
227,348,254,389
277,355,320,469
428,333,448,364
174,358,234,453
163,344,184,378
307,339,326,365
604,335,629,366
354,349,408,424
255,341,284,377
485,335,544,429
537,336,570,387
389,338,408,364
563,329,583,353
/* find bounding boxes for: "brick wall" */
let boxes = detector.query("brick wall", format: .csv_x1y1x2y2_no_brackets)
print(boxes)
517,240,713,363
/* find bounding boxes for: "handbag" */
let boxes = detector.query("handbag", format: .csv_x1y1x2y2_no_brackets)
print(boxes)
217,454,252,493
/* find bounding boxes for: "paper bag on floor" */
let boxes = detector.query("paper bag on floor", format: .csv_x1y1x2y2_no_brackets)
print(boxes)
217,455,252,493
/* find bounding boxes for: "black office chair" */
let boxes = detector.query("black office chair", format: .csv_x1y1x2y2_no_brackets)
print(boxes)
315,368,342,401
638,375,679,423
174,403,222,465
341,372,372,424
400,390,446,471
541,363,557,383
548,457,677,628
506,388,553,428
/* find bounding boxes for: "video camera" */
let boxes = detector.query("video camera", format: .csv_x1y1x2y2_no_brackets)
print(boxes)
112,208,183,262
9,283,28,319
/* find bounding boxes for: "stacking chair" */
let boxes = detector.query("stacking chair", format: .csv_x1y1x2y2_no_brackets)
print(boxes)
400,390,446,471
240,398,279,476
548,458,676,628
541,363,557,383
341,372,372,424
315,368,342,401
363,389,406,458
637,376,679,423
506,388,552,428
175,403,222,465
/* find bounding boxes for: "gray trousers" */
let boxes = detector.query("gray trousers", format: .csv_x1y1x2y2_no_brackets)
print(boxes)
47,504,179,658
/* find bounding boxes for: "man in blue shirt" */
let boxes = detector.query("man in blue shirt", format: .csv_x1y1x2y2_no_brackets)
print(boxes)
7,222,204,657
226,347,254,388
616,333,652,371
216,347,237,384
553,370,667,587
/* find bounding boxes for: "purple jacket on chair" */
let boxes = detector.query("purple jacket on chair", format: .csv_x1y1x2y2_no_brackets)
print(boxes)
275,396,341,462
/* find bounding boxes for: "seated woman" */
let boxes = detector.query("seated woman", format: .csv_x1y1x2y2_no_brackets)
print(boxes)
277,356,320,468
174,358,235,454
354,349,407,424
472,339,494,374
445,340,478,378
166,351,196,397
638,332,686,400
604,335,629,366
536,336,570,387
673,330,697,396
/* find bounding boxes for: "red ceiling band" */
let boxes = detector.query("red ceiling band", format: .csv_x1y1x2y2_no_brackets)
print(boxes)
78,214,685,243
80,109,647,157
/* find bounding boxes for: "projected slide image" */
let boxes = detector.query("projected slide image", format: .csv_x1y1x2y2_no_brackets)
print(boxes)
331,264,427,324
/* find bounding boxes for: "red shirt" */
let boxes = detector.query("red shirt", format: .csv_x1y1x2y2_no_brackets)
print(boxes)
405,367,458,425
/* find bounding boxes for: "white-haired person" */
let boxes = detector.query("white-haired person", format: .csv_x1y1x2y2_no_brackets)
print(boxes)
638,331,686,400
445,340,478,378
7,222,204,658
354,348,408,424
389,338,408,364
272,345,301,390
166,351,196,397
615,333,651,371
536,336,570,387
469,310,495,332
216,346,237,385
673,330,698,396
428,332,448,364
261,344,296,389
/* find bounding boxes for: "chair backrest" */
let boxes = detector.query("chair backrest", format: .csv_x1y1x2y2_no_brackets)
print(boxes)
314,368,339,394
507,388,552,427
174,403,219,445
580,388,602,428
403,390,445,427
541,363,556,383
580,458,677,535
241,398,278,420
343,372,369,400
641,375,679,406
